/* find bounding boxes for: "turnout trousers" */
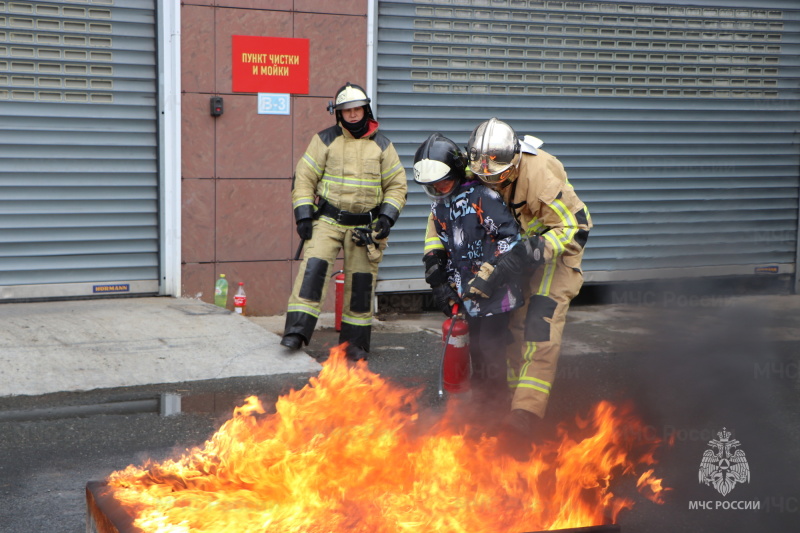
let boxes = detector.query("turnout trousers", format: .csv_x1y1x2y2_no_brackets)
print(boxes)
283,219,379,351
506,250,585,418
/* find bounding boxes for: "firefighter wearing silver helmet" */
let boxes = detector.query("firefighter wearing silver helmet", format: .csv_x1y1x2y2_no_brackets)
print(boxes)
459,118,592,439
281,82,407,361
467,118,521,186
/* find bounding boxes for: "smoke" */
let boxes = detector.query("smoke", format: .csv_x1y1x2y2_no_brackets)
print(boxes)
597,280,800,532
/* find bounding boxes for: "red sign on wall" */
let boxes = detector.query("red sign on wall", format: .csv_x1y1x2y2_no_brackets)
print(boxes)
232,36,309,94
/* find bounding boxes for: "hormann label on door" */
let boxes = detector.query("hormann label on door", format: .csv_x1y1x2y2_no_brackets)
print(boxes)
232,36,309,94
93,284,131,293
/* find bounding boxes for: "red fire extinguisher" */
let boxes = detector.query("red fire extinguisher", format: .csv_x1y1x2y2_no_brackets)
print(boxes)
439,303,470,397
333,270,345,332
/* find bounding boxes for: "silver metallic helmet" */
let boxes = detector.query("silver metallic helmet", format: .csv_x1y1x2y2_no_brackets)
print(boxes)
327,82,374,119
467,118,521,186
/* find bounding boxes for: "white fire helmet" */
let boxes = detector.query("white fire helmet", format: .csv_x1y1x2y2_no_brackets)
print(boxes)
467,118,521,186
328,82,374,119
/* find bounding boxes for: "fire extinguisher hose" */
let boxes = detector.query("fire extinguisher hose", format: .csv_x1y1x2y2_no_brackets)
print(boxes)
438,302,460,399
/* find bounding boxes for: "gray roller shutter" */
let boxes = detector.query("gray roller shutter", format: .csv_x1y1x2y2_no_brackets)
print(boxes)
375,0,800,292
0,0,158,300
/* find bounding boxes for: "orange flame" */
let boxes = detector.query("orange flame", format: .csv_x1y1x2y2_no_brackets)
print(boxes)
636,469,670,504
107,345,666,532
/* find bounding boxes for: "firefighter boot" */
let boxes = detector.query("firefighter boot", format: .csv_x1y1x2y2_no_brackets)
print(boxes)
345,344,370,361
280,333,304,350
497,409,542,460
340,323,371,362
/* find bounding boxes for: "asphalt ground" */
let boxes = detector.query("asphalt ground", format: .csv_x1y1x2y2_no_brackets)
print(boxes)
1,281,799,533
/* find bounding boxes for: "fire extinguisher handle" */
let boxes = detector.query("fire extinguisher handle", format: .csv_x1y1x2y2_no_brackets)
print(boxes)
451,303,459,316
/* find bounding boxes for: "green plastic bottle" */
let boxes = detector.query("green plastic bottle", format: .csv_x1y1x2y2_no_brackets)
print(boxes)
214,274,228,308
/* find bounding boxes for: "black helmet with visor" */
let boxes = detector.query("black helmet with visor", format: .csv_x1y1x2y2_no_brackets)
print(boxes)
413,133,467,201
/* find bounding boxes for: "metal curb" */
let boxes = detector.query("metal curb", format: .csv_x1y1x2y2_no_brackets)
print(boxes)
0,393,181,423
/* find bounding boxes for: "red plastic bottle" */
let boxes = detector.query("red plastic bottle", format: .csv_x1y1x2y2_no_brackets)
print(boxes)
442,305,470,393
234,282,247,315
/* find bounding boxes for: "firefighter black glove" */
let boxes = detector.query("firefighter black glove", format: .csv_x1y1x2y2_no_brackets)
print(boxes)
431,283,460,317
514,235,546,273
351,227,387,262
351,227,374,247
423,250,448,287
296,218,313,241
374,215,393,240
424,250,458,314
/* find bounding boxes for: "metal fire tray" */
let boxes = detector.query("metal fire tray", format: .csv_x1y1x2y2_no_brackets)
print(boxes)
523,527,620,533
86,481,137,533
86,480,621,533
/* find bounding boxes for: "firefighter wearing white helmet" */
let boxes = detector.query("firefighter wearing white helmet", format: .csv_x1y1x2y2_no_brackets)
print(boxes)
456,118,591,439
281,82,407,361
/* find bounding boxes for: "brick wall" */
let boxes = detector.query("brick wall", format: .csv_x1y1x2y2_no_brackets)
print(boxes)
180,0,368,315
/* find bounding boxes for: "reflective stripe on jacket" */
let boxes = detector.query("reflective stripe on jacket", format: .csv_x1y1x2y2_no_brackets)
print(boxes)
503,149,591,263
292,121,407,223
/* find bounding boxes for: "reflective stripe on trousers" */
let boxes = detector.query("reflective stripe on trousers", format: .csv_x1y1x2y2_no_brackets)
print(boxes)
506,250,584,418
284,219,379,345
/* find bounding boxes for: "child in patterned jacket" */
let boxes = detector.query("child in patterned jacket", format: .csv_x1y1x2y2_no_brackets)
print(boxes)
414,132,524,400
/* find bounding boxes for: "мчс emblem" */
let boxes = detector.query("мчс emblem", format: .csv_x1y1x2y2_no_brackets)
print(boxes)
698,428,750,497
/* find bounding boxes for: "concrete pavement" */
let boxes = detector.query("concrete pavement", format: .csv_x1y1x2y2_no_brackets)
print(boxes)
0,297,321,398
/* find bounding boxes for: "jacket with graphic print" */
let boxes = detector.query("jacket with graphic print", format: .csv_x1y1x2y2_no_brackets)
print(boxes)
291,120,407,225
430,180,524,317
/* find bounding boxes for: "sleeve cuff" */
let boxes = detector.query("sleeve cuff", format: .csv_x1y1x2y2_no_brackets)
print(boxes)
294,204,315,222
379,203,400,225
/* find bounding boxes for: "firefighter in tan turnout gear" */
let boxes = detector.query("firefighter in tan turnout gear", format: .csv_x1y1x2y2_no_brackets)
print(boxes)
435,118,592,439
281,83,407,360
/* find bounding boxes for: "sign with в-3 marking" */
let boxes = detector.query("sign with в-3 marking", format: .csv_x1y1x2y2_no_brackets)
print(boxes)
258,93,290,115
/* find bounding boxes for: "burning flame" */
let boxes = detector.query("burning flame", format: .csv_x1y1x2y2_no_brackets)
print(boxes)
108,345,667,532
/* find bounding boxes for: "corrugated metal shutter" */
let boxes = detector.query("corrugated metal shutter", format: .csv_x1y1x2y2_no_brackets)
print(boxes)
0,0,158,299
375,0,800,291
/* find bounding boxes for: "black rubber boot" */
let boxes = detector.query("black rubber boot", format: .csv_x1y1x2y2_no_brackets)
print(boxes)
282,311,316,348
280,333,304,350
345,344,370,361
496,409,542,460
340,323,371,361
503,409,541,435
